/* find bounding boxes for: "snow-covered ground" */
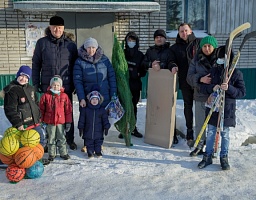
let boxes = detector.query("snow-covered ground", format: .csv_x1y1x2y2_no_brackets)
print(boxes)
1,99,256,200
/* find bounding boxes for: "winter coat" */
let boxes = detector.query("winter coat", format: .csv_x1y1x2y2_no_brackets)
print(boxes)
3,80,41,128
169,33,201,89
187,48,218,101
142,42,171,70
32,27,78,94
73,45,117,107
199,66,246,127
39,87,72,125
78,103,110,140
124,32,146,91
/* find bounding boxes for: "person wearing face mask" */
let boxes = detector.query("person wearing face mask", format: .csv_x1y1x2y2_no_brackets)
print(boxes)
197,44,245,170
187,36,219,156
118,31,146,139
1,66,46,150
39,75,72,161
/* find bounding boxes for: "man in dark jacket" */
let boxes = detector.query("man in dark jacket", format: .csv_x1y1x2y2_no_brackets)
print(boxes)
143,29,178,144
32,16,78,150
169,23,201,147
118,31,146,139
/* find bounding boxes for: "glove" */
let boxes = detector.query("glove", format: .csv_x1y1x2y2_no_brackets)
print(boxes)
79,129,83,137
104,129,109,136
65,123,71,132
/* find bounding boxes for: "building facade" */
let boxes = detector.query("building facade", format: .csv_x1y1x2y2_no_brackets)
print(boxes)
0,0,256,98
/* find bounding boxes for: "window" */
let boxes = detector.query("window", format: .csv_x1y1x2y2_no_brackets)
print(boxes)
166,0,208,32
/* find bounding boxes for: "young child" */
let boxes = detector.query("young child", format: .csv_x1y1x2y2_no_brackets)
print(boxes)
78,85,110,158
197,46,246,170
39,75,72,161
2,65,45,146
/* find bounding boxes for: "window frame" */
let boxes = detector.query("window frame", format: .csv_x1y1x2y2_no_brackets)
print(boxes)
166,0,209,37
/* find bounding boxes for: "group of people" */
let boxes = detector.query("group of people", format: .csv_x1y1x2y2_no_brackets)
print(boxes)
1,15,246,170
138,23,245,170
1,16,144,161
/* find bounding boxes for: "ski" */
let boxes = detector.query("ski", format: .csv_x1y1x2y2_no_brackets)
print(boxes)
194,23,251,148
214,30,256,156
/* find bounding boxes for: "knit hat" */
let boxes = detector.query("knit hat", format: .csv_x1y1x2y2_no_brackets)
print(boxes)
50,75,63,87
88,91,101,101
84,37,98,49
200,36,218,48
16,65,32,80
154,29,166,39
49,16,64,26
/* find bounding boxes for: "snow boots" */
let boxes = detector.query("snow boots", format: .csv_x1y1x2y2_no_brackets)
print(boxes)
220,155,230,170
198,155,213,169
118,127,143,139
186,129,194,147
132,127,143,138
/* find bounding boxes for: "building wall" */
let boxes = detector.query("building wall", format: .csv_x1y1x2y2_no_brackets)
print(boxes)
209,0,256,69
115,0,167,53
0,1,255,100
0,0,55,74
0,0,166,74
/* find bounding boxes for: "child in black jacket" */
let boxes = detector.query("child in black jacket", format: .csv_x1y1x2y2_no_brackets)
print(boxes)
2,66,45,145
78,86,110,158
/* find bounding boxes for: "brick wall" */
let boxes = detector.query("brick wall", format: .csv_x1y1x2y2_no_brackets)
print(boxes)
115,0,167,53
0,0,56,74
0,0,167,74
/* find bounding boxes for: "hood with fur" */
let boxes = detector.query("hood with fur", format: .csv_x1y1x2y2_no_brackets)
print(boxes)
45,27,75,41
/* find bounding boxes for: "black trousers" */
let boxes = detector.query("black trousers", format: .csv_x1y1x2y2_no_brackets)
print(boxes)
65,92,75,144
181,87,194,130
84,138,104,154
131,89,140,120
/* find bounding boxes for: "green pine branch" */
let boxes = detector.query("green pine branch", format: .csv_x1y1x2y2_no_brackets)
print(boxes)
111,33,136,147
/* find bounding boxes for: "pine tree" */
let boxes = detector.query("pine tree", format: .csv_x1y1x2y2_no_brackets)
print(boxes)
111,33,135,146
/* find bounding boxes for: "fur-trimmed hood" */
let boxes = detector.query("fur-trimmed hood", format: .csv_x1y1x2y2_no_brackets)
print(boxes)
78,44,104,64
0,80,19,99
45,27,75,41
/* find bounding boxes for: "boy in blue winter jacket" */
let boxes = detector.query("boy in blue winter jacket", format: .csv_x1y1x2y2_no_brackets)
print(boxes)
197,45,246,170
78,86,110,158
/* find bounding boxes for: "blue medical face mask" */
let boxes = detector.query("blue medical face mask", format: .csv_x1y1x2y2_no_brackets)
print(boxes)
127,41,136,48
50,88,60,95
217,58,225,65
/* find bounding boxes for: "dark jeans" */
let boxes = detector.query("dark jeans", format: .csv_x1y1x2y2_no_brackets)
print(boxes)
65,92,75,145
181,87,194,130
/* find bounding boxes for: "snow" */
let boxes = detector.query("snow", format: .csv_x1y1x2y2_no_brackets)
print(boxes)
1,99,256,199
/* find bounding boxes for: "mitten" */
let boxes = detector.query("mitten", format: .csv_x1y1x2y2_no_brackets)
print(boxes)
104,129,109,136
79,129,83,137
65,123,71,132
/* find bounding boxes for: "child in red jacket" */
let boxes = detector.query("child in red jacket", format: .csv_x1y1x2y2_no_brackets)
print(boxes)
40,75,72,161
